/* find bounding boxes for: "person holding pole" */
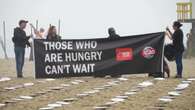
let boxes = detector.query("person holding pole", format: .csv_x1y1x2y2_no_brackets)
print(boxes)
12,20,31,78
166,21,184,78
46,25,61,40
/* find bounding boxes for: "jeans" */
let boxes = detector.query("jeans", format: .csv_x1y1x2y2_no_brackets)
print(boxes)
14,46,25,77
175,52,183,77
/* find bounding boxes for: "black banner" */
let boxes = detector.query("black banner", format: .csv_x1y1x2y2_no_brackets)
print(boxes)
34,32,165,78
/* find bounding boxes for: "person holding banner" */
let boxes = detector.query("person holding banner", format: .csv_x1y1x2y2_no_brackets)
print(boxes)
108,27,121,78
46,26,61,40
12,20,31,78
166,21,184,78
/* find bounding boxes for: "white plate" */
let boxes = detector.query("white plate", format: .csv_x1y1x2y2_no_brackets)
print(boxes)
71,81,80,85
187,78,195,81
154,78,165,81
175,83,189,90
0,103,6,107
23,83,34,87
47,103,62,108
118,78,128,81
115,95,128,99
124,92,137,95
93,106,108,110
158,98,173,102
56,101,70,105
39,107,54,110
0,77,11,82
181,80,192,84
93,87,105,90
60,84,71,87
76,93,89,97
168,91,181,96
84,90,100,94
19,96,33,100
45,79,55,81
63,98,77,102
138,81,153,87
111,98,125,102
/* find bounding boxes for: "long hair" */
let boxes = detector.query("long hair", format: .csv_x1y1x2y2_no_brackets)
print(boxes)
47,26,56,36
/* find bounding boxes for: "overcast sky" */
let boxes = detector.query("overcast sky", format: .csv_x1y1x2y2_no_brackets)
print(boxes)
0,0,191,58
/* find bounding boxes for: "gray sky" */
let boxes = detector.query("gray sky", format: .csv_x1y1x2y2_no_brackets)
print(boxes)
0,0,191,58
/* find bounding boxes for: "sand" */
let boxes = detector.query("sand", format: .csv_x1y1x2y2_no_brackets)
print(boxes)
0,58,195,110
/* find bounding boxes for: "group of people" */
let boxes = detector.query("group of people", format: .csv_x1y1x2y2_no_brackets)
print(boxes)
12,19,186,79
12,20,61,78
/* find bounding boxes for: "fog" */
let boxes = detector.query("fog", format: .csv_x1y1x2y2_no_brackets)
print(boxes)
0,0,191,58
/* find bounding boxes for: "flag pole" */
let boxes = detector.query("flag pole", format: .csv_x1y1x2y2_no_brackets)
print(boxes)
58,19,61,36
3,21,8,59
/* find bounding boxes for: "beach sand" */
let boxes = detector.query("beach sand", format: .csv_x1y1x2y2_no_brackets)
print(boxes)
0,58,195,110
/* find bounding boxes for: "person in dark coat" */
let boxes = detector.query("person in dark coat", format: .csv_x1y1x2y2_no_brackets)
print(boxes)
46,26,61,40
108,27,121,78
166,21,184,78
12,20,31,78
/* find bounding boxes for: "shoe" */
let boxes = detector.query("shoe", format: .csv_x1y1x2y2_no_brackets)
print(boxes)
174,75,182,78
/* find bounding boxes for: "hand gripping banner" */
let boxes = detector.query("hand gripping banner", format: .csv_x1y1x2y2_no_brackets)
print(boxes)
34,32,165,78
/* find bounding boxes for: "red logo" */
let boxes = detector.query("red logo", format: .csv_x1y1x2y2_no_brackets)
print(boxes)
116,48,133,61
141,46,156,59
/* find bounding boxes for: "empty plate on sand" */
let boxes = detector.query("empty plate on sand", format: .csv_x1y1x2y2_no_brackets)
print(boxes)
71,81,80,85
181,80,192,84
93,106,108,110
118,78,128,81
168,91,181,96
12,98,24,101
187,78,195,81
60,84,71,87
76,93,89,97
104,101,117,106
19,96,33,100
154,78,165,81
125,92,137,95
111,98,125,102
4,87,16,90
138,81,153,87
48,103,62,108
94,87,105,90
45,78,55,81
158,98,173,102
56,101,70,105
63,98,77,102
39,107,54,110
23,83,34,87
84,90,100,94
175,83,189,90
115,95,128,99
0,77,11,82
0,103,6,107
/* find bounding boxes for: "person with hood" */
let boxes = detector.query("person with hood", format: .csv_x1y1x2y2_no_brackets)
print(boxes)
12,20,31,78
166,21,184,78
108,27,121,78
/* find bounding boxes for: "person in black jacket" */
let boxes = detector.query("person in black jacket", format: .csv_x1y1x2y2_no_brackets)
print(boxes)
108,27,121,78
12,20,31,78
166,21,184,78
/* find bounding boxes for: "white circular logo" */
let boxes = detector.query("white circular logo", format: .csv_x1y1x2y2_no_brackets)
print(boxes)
141,47,156,59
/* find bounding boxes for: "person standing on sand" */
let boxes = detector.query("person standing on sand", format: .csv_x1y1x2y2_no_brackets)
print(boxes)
166,21,184,78
186,29,193,59
12,20,31,78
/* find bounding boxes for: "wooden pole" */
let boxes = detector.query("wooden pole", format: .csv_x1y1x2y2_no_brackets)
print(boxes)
3,21,8,59
58,19,61,36
36,20,38,30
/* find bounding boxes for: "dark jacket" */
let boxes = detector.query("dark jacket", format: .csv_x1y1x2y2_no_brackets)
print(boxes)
12,27,30,48
172,29,184,52
108,34,120,39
